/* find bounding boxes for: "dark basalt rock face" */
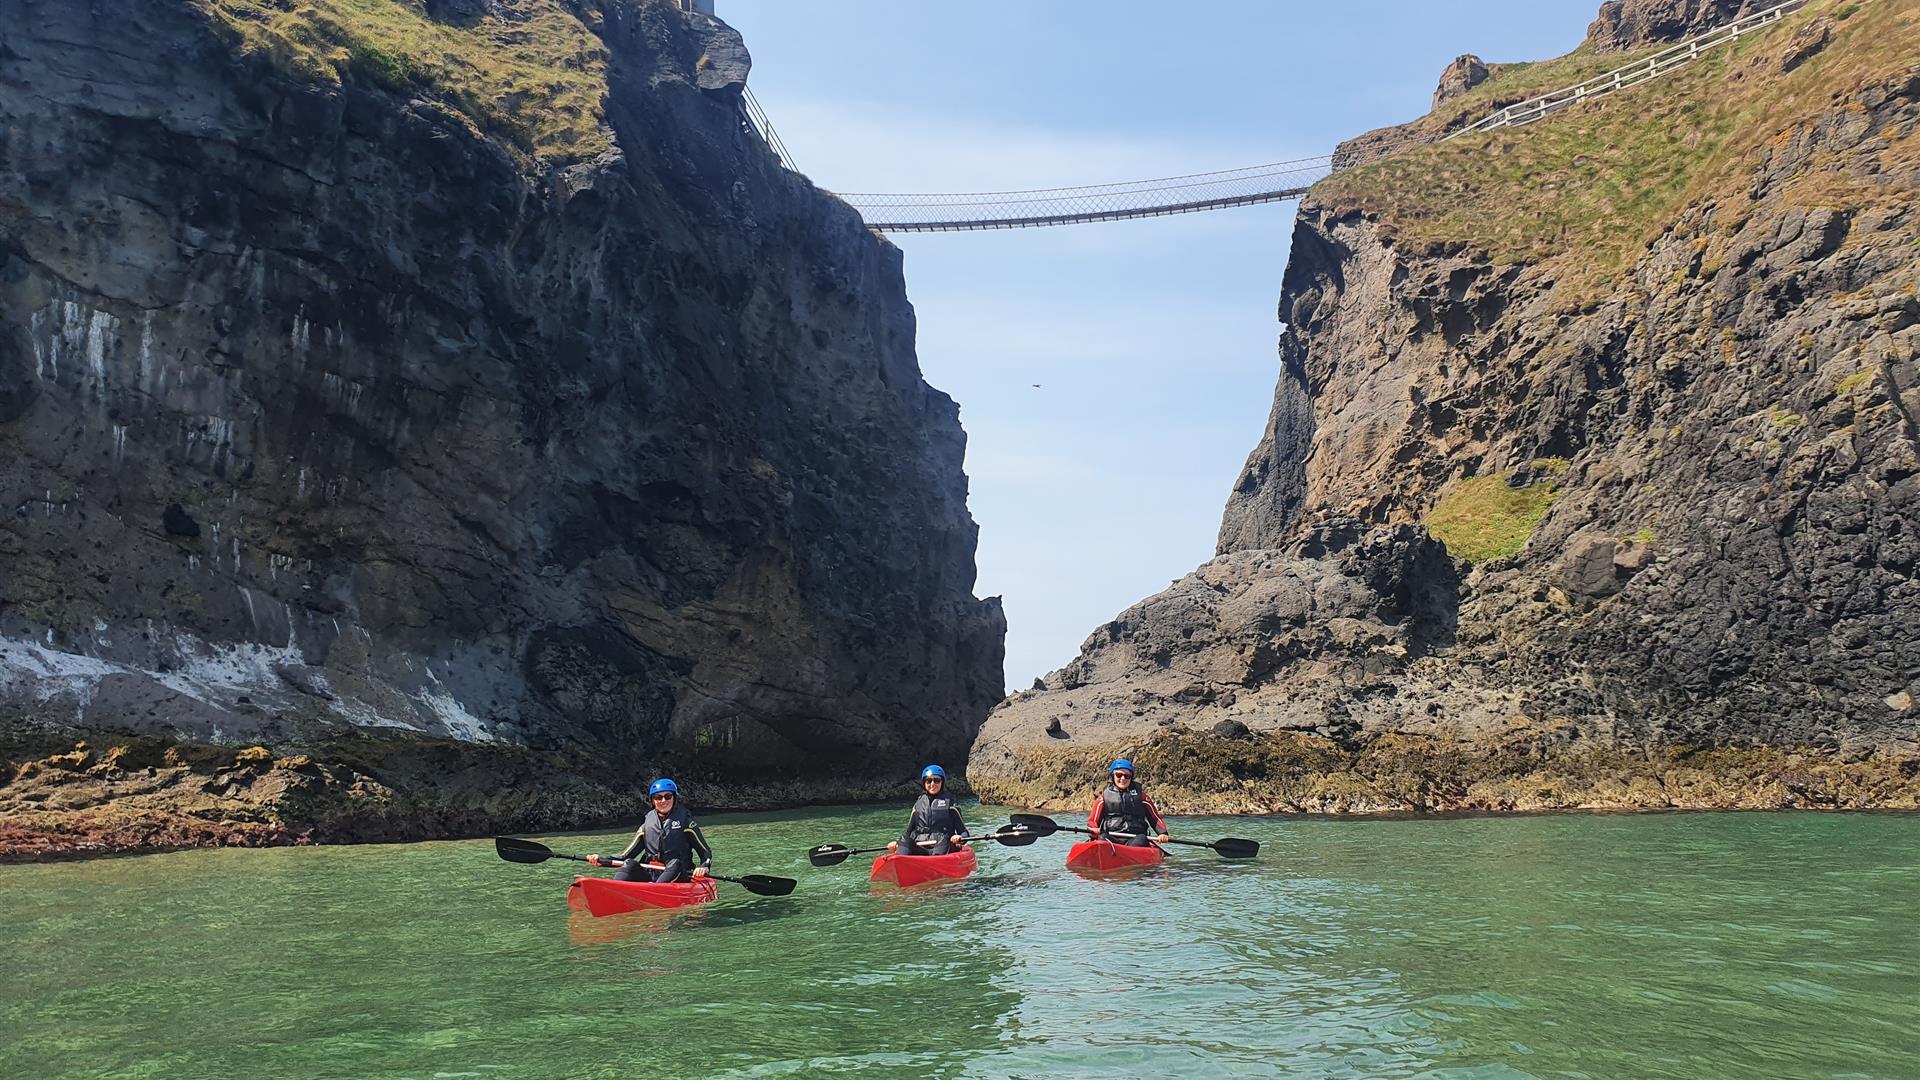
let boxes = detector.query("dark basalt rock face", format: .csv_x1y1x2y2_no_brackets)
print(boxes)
973,2,1919,813
1583,0,1755,52
1432,55,1491,108
0,0,1004,855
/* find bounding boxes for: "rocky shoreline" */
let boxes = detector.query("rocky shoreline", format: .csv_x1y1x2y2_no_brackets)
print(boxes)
10,724,1910,863
974,726,1920,817
0,732,969,862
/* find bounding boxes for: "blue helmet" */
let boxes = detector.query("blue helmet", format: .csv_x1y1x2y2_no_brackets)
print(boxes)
1108,759,1134,775
920,764,946,781
649,777,679,797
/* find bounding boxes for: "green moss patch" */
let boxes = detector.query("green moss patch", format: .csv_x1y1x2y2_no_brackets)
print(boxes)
192,0,613,164
1835,369,1878,395
1424,469,1562,564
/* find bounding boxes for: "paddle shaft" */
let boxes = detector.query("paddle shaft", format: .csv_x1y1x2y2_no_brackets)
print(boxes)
498,837,794,894
828,837,959,859
1006,815,1259,859
956,828,1034,845
1056,824,1158,841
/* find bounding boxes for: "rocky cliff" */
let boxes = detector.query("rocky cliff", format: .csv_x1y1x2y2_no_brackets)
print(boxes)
0,0,1004,858
972,0,1919,813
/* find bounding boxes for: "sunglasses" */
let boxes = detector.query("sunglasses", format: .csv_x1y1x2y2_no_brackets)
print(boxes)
1112,772,1133,779
651,792,676,801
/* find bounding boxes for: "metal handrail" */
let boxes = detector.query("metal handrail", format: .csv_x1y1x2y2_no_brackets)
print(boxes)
741,87,796,172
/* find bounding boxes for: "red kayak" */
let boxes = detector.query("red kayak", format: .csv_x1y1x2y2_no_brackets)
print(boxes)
568,875,718,917
869,846,977,888
1066,839,1165,872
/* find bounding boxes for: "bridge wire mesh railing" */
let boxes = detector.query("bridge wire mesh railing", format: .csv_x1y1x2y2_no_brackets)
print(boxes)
831,157,1334,232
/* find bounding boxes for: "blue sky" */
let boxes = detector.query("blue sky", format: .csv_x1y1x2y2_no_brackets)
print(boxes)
719,1,1606,690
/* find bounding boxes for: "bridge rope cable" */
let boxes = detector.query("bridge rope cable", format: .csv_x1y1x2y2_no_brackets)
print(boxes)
832,157,1334,232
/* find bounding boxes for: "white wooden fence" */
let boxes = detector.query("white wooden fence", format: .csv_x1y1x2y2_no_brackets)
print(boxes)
1444,0,1811,140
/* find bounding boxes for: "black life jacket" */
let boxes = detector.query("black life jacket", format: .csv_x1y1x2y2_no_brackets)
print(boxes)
1099,783,1151,837
643,804,698,863
905,792,960,841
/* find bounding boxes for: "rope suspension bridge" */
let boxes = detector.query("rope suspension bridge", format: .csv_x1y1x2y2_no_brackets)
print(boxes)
827,158,1336,232
737,0,1805,234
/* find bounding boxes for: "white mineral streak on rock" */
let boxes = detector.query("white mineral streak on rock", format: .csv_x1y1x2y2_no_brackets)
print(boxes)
83,306,115,385
421,665,493,742
0,638,122,703
0,630,492,741
205,416,235,472
137,311,154,391
29,308,48,380
154,638,302,707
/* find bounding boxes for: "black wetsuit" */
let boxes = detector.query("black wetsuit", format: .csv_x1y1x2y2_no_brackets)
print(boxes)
614,803,712,883
898,791,969,856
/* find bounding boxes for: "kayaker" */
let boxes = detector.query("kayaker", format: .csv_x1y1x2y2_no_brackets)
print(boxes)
1088,759,1169,847
586,778,713,884
886,764,969,856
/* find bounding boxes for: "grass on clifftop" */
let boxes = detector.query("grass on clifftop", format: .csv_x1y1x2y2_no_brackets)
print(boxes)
1424,460,1567,563
1313,0,1917,297
192,0,612,164
1423,44,1670,135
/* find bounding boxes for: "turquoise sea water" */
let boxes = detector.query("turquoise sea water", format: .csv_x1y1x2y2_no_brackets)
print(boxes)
2,808,1915,1078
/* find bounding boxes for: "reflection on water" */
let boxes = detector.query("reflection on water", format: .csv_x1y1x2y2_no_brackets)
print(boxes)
1,808,1916,1078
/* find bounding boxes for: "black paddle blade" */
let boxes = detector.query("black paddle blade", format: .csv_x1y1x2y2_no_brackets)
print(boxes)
1213,838,1260,859
735,874,798,897
992,828,1041,847
1007,814,1061,836
807,844,854,867
495,837,553,864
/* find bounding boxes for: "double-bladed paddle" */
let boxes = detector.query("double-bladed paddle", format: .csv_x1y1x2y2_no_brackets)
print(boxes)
494,836,797,896
1007,814,1260,859
806,826,1041,868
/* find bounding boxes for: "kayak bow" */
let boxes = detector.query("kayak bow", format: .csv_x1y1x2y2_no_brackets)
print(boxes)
568,875,719,917
1065,839,1165,872
869,846,978,888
